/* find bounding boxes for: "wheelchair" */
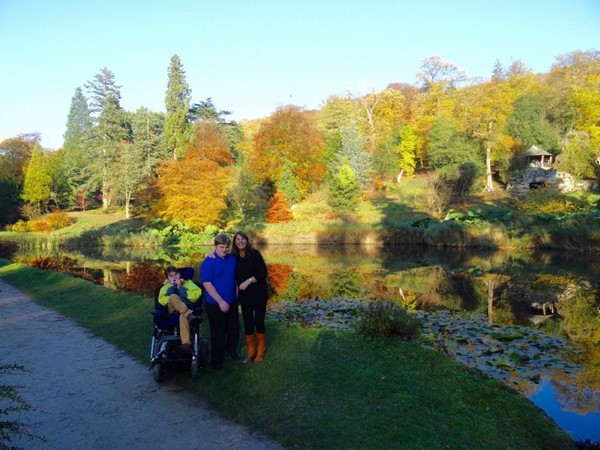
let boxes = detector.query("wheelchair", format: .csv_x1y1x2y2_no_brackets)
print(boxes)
149,267,209,382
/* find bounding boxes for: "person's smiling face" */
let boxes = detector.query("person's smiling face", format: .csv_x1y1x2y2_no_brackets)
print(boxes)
235,234,248,252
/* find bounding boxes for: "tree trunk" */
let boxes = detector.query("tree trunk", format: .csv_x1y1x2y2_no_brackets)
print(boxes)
486,280,495,324
485,121,494,192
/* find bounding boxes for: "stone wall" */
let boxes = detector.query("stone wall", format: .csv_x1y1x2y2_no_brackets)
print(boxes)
506,168,577,198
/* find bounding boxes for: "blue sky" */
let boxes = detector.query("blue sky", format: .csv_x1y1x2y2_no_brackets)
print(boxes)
1,0,599,150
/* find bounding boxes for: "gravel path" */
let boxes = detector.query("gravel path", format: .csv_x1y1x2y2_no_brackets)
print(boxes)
0,279,282,450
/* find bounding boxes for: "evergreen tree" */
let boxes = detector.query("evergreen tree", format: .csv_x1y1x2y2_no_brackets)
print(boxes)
63,87,93,206
63,87,92,151
505,93,560,153
327,159,360,216
21,145,52,216
278,159,301,204
338,120,371,186
130,107,167,175
85,67,131,211
164,55,191,160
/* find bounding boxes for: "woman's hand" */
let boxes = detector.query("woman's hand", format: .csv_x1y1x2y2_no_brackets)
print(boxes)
239,277,254,291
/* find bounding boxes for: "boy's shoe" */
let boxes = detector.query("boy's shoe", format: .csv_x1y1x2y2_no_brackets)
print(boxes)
176,344,192,356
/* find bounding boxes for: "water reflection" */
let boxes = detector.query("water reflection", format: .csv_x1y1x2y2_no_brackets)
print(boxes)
13,244,600,442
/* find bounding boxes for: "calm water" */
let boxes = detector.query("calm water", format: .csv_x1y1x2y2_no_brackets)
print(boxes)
15,244,600,442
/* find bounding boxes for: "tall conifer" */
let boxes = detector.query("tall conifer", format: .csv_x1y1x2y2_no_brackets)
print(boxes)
164,55,191,159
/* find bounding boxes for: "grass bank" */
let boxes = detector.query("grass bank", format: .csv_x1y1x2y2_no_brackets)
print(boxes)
0,260,573,449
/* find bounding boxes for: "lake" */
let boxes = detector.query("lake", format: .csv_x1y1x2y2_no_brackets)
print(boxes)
14,243,600,443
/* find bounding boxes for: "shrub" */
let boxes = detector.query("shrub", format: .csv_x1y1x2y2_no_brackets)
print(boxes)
10,220,30,232
354,300,420,341
0,364,41,447
28,219,51,232
27,256,77,272
46,211,74,230
518,186,591,215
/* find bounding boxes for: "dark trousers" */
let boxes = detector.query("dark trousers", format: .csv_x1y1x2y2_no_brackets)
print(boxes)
205,301,240,367
241,302,267,335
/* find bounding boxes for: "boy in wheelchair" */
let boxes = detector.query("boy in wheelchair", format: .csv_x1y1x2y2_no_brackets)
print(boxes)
150,266,208,381
156,265,201,354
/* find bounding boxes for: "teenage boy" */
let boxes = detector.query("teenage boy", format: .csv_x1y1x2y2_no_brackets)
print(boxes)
200,233,240,369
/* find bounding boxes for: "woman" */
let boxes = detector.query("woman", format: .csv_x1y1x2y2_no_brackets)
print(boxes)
232,231,269,363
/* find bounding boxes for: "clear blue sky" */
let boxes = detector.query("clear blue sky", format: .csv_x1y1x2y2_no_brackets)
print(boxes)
1,0,599,150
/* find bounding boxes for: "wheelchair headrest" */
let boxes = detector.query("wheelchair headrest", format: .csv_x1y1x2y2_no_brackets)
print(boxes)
178,267,194,281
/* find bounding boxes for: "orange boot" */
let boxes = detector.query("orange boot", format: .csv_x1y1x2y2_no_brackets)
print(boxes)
244,334,256,364
255,332,266,363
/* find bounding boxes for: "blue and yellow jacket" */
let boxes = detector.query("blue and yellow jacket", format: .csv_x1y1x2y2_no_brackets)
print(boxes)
158,279,201,307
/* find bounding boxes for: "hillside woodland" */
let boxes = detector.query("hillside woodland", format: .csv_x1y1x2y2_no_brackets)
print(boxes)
1,51,599,246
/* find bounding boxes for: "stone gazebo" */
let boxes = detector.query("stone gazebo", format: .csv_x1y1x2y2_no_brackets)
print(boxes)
507,145,575,197
525,145,553,169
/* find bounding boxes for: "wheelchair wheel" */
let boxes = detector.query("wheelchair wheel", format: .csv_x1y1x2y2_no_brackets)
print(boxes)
191,359,201,378
152,363,166,383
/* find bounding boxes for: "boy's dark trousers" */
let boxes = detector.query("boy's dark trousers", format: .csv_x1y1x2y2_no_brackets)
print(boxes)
205,301,240,368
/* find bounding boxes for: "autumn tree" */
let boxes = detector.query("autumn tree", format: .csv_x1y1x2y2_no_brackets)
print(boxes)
555,130,597,180
417,55,467,91
359,89,405,148
250,105,325,198
460,79,516,191
266,191,293,224
571,71,600,152
396,126,418,178
538,51,599,145
155,121,232,229
164,54,191,160
0,134,39,224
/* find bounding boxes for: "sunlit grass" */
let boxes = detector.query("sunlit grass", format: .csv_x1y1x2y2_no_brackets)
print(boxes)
0,260,574,449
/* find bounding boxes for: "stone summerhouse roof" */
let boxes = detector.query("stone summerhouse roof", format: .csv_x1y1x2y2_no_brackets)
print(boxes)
525,145,552,157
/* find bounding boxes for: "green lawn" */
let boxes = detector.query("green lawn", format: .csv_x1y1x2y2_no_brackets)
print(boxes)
0,260,574,450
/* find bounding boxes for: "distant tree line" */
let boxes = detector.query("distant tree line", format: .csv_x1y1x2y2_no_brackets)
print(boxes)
0,50,598,229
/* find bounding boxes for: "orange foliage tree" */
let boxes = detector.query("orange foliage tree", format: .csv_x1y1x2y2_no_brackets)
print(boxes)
250,105,326,198
155,121,232,230
266,191,293,223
